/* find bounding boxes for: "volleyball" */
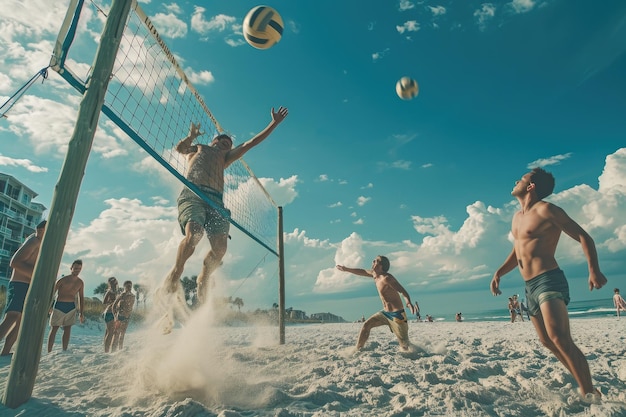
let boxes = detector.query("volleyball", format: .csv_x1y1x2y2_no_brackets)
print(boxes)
243,6,284,50
396,76,419,100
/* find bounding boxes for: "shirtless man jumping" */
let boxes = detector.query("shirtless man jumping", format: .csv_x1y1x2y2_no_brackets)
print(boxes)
490,167,607,399
164,106,288,304
336,255,416,351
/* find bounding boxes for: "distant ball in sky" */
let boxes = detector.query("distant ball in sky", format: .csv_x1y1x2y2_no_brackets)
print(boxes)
243,6,284,50
396,76,419,100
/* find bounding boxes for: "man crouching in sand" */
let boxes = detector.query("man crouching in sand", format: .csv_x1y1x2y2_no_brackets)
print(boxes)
336,255,416,351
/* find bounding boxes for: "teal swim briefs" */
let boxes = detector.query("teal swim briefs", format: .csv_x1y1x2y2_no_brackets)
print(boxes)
524,268,570,317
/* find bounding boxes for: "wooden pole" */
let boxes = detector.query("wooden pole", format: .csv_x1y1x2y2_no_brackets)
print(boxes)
2,0,132,408
278,206,285,344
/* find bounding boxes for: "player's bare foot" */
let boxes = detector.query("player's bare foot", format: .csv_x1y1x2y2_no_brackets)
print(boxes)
582,388,602,403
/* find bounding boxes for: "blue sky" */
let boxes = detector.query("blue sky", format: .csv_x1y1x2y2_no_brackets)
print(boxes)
1,0,625,322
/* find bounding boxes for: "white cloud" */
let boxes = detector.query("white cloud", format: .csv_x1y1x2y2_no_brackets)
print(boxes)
399,0,415,11
164,3,183,15
7,94,128,159
0,154,48,173
258,175,299,206
191,8,237,35
509,0,536,14
474,4,496,31
598,148,626,193
357,196,371,206
391,160,412,170
428,6,447,16
186,69,215,85
150,13,188,39
396,21,420,34
372,48,390,62
527,153,572,169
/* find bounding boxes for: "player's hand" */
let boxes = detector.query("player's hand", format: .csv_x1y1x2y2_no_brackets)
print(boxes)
589,271,607,291
272,106,288,124
336,265,346,272
490,274,502,296
188,122,204,140
407,302,416,315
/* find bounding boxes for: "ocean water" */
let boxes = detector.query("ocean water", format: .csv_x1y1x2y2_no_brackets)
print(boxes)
456,298,616,322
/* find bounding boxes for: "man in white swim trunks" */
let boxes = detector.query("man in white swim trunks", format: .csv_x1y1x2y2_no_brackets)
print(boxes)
48,259,85,352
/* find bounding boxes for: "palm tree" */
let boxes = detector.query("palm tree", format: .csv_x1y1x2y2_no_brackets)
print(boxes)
93,282,108,299
233,297,244,311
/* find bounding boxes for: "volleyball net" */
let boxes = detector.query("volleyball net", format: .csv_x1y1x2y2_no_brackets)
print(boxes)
50,0,279,256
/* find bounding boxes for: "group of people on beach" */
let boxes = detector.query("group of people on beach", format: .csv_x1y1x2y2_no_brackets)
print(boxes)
0,104,611,402
102,277,136,353
0,223,89,354
337,167,607,401
157,106,608,400
0,234,135,355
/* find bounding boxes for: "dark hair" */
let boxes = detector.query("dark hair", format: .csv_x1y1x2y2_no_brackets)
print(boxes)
123,280,133,288
72,259,83,267
36,220,47,229
615,288,620,293
378,255,390,272
214,134,232,143
529,167,555,200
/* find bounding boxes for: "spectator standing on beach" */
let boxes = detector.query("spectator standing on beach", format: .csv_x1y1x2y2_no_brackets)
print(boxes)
490,167,606,399
102,277,119,352
520,298,531,321
0,220,46,356
455,312,463,322
414,301,421,321
48,259,85,352
613,288,626,318
508,296,524,322
336,255,416,351
111,280,135,352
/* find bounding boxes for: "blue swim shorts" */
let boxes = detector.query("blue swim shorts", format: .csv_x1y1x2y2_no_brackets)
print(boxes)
4,281,29,313
524,268,570,317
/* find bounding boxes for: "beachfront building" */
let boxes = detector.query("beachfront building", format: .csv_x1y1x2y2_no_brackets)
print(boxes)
0,173,47,288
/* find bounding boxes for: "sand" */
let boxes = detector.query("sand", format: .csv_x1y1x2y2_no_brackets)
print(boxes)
0,313,625,417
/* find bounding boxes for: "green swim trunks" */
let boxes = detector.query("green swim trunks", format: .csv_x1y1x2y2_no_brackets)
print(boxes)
177,186,231,237
524,268,570,317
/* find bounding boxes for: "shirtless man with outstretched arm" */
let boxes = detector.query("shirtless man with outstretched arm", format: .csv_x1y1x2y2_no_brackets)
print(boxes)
490,167,607,399
337,255,416,351
164,106,288,304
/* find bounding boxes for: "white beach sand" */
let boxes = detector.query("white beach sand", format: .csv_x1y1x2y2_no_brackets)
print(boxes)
0,314,625,417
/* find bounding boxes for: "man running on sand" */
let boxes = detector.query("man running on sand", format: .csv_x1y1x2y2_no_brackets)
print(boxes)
336,255,416,351
490,167,607,399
